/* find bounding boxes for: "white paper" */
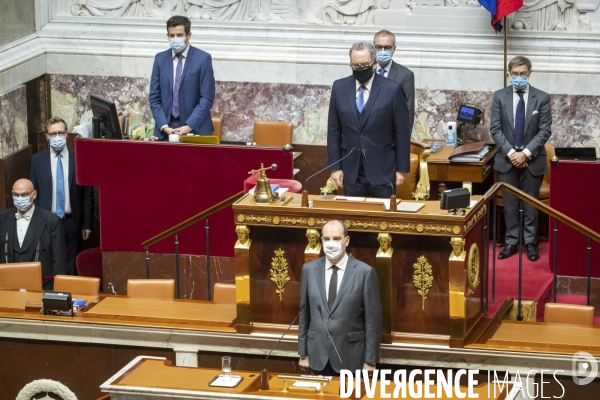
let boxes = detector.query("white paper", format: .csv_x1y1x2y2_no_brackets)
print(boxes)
209,375,243,387
397,202,425,213
249,187,289,195
334,196,366,201
291,376,332,390
365,197,391,210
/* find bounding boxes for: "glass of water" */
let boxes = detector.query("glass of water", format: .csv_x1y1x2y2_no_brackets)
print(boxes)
222,356,232,380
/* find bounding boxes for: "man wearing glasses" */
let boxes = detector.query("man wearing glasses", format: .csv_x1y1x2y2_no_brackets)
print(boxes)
30,117,94,276
0,179,66,289
373,30,415,131
327,42,411,198
490,56,552,262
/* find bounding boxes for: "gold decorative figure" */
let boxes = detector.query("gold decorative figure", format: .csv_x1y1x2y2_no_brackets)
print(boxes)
467,244,480,295
305,229,322,254
413,256,433,311
235,225,251,249
249,163,279,204
320,177,339,195
449,237,466,261
270,248,291,301
376,233,393,258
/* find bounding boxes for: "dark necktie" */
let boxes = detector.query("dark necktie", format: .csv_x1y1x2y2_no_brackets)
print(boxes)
514,91,525,148
172,54,184,118
328,265,338,309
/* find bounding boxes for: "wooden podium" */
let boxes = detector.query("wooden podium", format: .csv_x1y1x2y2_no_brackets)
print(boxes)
232,193,488,347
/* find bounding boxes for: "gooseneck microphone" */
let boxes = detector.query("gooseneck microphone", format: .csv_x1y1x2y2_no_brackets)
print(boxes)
304,147,358,187
317,305,344,370
361,149,394,193
261,304,305,390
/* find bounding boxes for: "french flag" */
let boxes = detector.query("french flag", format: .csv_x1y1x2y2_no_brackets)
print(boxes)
478,0,523,32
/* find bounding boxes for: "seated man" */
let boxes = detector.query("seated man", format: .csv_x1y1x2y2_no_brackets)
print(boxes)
298,220,382,375
0,179,66,289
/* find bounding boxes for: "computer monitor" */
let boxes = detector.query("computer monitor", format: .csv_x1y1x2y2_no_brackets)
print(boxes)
90,94,123,139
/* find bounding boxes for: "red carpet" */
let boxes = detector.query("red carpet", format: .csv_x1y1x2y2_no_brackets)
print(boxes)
487,242,554,321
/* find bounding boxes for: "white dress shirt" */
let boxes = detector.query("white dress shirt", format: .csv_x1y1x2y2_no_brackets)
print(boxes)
161,44,191,132
325,252,349,300
50,147,71,215
16,205,35,247
355,74,374,106
376,62,391,78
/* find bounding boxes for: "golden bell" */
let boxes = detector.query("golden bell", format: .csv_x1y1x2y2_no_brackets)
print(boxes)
249,163,279,204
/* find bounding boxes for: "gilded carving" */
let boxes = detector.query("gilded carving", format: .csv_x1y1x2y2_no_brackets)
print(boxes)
416,224,424,232
413,256,433,311
468,244,480,295
237,214,245,222
235,225,251,249
449,237,466,261
308,218,316,227
270,249,291,301
376,233,393,257
464,205,486,233
305,229,322,254
273,216,281,225
379,221,388,230
452,226,461,235
320,177,338,195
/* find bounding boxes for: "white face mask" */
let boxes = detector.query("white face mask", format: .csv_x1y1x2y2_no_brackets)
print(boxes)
323,241,344,260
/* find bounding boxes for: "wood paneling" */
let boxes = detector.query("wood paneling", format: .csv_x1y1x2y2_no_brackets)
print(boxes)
0,145,32,209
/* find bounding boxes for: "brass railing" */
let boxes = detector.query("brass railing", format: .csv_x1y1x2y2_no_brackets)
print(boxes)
141,191,244,299
476,182,600,320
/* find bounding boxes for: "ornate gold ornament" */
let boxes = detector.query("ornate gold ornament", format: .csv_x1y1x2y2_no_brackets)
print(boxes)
320,177,339,195
376,233,393,257
237,214,245,223
305,229,322,254
412,148,431,201
273,216,281,225
249,163,279,204
449,237,466,261
464,205,487,233
467,244,480,295
270,248,291,301
413,256,433,311
452,226,461,235
234,225,251,249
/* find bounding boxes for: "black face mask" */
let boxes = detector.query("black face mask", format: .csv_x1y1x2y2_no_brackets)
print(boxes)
352,63,374,84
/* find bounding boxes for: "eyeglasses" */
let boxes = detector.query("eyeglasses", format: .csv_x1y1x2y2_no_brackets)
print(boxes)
509,72,529,78
350,62,373,70
12,191,33,198
47,131,68,138
375,45,394,51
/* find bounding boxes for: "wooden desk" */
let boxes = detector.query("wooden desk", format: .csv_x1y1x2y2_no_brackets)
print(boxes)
0,290,97,311
426,142,496,197
232,192,489,347
102,356,511,400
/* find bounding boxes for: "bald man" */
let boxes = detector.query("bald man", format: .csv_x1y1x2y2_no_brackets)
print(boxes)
0,179,66,289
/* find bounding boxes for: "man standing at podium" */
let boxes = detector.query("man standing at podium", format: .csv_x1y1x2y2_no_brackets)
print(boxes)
491,56,552,262
149,15,215,141
298,220,382,375
327,42,411,198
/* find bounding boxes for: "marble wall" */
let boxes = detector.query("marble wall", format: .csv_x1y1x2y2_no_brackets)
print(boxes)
0,85,29,158
0,0,35,47
51,74,600,153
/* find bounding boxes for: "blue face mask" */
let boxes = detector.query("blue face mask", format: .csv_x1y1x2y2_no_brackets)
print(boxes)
169,37,187,53
376,50,393,64
510,76,529,90
49,136,66,152
14,196,32,212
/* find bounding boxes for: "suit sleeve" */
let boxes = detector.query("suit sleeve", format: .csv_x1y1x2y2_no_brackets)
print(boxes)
149,55,169,139
363,267,382,364
525,92,552,158
82,185,94,231
327,83,343,171
29,158,39,206
185,54,215,133
404,70,415,131
490,91,514,158
298,264,310,357
50,217,67,276
392,83,411,173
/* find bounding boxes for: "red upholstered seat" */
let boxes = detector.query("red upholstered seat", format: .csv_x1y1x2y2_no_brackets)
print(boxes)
76,247,103,290
244,172,302,194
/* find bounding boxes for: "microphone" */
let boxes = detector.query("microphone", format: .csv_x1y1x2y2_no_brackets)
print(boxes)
362,149,398,212
301,147,357,207
261,304,305,390
317,305,343,371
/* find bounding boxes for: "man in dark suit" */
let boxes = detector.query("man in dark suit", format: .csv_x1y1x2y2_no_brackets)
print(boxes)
0,179,66,289
373,30,415,130
30,117,94,276
149,15,215,141
490,56,552,261
298,220,382,375
328,42,411,198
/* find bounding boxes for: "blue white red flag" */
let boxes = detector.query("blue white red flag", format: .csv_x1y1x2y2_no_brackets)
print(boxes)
478,0,523,32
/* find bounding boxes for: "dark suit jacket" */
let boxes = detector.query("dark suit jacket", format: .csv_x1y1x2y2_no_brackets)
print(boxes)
149,45,215,139
490,85,552,176
298,256,382,372
30,148,94,234
0,206,66,288
327,73,411,186
387,61,415,130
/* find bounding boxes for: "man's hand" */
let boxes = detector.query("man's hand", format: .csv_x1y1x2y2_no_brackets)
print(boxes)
163,127,174,135
82,229,92,241
363,363,375,371
331,170,344,187
395,172,406,186
299,357,310,369
149,135,160,141
509,152,528,169
172,125,193,135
